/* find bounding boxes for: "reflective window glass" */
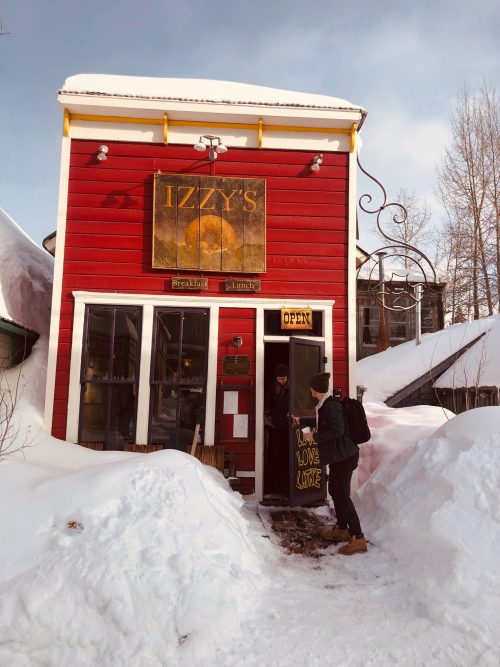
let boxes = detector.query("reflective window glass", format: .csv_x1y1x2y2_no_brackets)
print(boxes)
154,312,181,382
150,308,208,449
85,308,112,379
80,305,141,451
112,310,140,380
264,310,323,336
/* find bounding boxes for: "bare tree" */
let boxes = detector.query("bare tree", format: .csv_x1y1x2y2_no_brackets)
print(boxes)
374,188,432,269
436,84,499,321
480,82,500,310
0,365,31,461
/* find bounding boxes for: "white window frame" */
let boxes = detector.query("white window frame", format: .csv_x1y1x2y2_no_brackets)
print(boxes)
66,292,334,500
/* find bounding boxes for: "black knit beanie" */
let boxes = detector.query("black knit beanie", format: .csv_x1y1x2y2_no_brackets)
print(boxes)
310,372,330,393
274,363,288,378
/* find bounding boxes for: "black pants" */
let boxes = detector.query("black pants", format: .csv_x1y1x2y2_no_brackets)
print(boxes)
328,453,362,537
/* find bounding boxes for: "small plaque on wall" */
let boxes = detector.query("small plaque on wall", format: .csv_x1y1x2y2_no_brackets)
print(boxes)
223,355,250,375
225,279,261,292
171,277,208,290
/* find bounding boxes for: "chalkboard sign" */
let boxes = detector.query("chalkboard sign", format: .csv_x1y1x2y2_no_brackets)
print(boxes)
290,426,323,504
288,336,326,507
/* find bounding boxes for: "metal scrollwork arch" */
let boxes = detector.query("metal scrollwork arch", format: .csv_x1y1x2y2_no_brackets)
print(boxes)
357,156,437,312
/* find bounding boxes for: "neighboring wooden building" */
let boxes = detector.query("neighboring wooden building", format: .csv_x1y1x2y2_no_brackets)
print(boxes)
44,75,366,502
0,317,39,370
357,276,445,359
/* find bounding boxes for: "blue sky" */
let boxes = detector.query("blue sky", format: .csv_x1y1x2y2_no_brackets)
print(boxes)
1,0,499,248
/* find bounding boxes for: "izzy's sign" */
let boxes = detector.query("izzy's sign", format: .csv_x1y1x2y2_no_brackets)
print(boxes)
281,308,313,330
153,174,266,273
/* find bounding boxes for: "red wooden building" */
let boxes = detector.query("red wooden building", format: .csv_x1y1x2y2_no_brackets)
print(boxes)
43,75,366,503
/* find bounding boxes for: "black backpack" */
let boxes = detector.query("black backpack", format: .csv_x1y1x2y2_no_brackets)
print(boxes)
341,397,371,445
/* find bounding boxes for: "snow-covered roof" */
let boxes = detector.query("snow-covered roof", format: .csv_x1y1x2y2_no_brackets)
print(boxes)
60,74,367,116
357,260,444,285
434,316,500,389
0,207,53,336
358,315,500,403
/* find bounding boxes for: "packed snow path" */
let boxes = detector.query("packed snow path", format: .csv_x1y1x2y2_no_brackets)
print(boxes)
213,501,496,667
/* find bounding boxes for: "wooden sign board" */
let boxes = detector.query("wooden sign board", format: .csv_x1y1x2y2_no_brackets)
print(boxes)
153,174,266,273
223,355,250,375
171,277,208,290
225,279,261,292
281,308,313,330
292,426,323,500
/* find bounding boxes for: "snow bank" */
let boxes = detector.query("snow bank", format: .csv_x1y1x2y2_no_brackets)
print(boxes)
358,401,452,485
0,447,262,667
358,406,500,644
0,207,53,336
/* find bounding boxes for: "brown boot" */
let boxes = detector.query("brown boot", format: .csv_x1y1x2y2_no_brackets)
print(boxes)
322,524,350,542
338,535,367,555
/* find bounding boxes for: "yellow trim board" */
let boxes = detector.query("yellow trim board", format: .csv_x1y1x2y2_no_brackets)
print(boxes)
66,112,357,143
63,109,70,137
350,123,358,153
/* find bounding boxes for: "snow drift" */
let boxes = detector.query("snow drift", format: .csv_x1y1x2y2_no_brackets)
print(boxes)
359,406,500,644
0,447,262,667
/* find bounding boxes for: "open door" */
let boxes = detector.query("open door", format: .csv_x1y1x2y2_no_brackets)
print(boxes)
288,337,326,507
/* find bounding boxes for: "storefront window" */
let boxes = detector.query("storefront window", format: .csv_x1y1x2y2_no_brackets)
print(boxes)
150,308,208,449
79,306,141,449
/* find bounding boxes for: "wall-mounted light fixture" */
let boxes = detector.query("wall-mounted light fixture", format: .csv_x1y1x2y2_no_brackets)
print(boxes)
232,336,243,353
311,154,323,172
193,134,228,161
97,145,109,161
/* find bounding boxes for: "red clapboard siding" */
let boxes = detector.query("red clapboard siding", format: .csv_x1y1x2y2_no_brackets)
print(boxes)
70,160,347,180
53,140,351,448
65,232,146,248
216,307,257,476
71,140,348,164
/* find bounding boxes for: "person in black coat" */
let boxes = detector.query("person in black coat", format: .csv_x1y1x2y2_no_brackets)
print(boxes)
292,372,367,555
264,363,290,496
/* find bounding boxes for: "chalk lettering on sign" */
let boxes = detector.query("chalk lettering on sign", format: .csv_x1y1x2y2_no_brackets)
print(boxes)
296,447,321,467
295,428,317,448
296,468,322,490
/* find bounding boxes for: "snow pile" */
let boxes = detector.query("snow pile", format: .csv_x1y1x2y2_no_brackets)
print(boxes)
0,447,262,666
435,318,500,388
359,406,500,644
0,207,53,336
358,315,500,404
358,401,452,486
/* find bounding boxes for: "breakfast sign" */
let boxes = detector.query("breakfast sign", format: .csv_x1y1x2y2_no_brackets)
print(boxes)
153,174,266,273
